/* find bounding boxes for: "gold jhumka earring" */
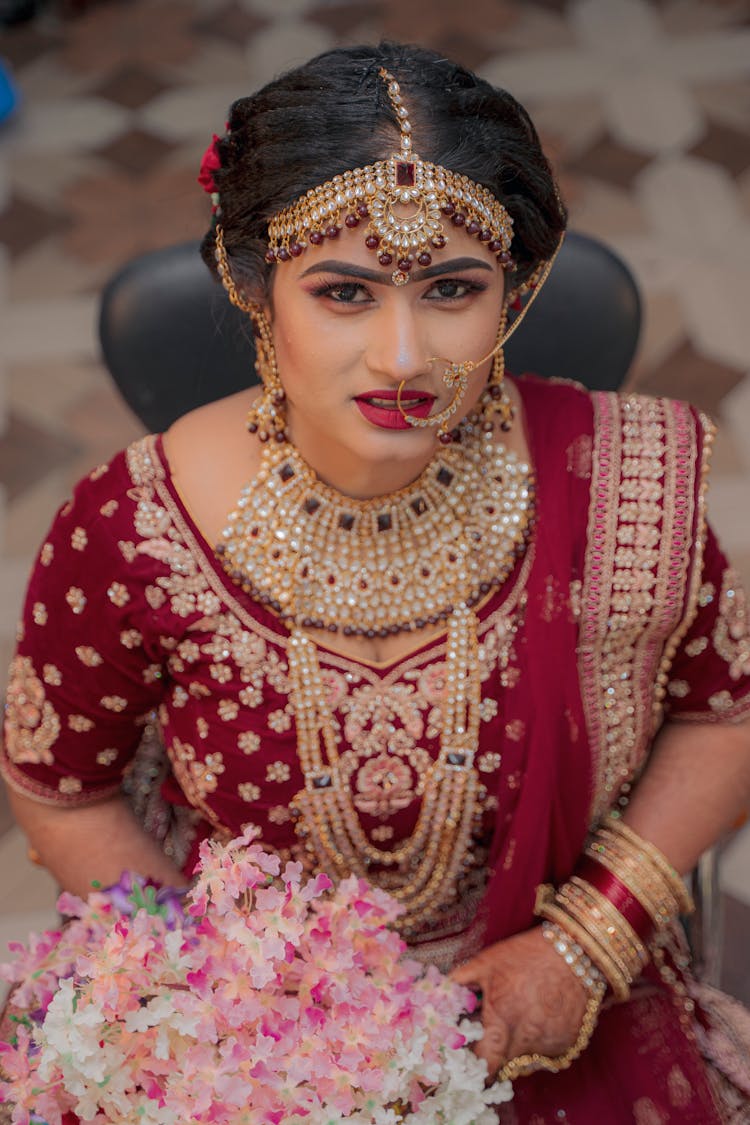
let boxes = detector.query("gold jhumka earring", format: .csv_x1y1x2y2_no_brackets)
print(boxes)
214,226,287,443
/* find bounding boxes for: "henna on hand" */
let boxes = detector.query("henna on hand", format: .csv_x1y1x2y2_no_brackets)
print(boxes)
451,926,590,1075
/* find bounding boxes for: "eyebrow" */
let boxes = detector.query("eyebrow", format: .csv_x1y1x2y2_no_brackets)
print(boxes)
298,256,494,284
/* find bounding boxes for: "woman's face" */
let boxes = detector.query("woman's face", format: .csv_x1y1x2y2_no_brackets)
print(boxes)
265,222,507,498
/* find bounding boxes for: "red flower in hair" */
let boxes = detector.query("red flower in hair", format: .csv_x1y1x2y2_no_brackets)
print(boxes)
198,133,222,194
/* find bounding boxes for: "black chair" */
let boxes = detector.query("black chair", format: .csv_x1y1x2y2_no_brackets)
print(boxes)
99,230,641,435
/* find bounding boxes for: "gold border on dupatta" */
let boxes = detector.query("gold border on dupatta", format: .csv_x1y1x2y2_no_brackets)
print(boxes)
579,395,708,822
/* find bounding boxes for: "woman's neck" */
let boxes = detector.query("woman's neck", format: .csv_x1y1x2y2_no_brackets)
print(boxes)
285,426,440,500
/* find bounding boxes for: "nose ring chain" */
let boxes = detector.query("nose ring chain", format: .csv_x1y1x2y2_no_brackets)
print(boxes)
396,362,473,442
396,236,564,440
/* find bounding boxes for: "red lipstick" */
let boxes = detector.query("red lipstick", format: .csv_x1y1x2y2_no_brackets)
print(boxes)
353,389,436,431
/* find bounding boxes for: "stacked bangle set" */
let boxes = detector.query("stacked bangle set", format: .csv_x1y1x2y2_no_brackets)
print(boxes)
536,814,694,1004
499,816,694,1082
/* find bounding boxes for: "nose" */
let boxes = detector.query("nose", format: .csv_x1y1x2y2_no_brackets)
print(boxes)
365,301,430,385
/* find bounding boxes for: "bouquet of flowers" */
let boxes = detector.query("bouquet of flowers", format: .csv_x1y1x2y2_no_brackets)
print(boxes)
0,828,512,1124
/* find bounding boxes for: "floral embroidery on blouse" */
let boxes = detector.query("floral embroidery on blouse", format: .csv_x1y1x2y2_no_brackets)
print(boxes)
65,586,87,614
68,715,95,732
59,776,82,795
101,695,128,713
238,781,261,803
713,568,750,681
5,655,61,766
698,582,715,607
43,664,62,687
709,690,737,715
107,582,130,608
71,527,88,551
353,754,415,818
170,738,225,804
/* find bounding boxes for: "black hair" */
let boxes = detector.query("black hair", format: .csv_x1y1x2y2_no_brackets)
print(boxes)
200,42,567,297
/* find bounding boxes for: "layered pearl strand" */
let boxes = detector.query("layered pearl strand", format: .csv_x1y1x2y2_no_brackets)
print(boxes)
288,601,482,934
217,406,534,935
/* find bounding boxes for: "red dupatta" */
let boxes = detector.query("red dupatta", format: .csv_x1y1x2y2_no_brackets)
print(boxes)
477,377,727,1123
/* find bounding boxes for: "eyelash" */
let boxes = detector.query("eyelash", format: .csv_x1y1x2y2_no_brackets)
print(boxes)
309,278,488,303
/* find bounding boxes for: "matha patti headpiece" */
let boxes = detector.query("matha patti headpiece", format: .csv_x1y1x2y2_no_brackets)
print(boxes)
264,68,515,287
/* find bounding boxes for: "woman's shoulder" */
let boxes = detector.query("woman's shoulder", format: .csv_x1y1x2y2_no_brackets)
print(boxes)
516,374,713,444
161,389,261,547
43,388,254,556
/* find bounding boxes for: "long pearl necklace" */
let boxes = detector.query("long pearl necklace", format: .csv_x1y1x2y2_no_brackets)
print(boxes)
218,406,534,934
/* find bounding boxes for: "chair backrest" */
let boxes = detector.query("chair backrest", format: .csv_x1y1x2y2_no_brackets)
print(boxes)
99,230,641,434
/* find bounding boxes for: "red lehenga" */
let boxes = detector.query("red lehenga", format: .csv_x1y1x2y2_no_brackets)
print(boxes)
3,377,750,1122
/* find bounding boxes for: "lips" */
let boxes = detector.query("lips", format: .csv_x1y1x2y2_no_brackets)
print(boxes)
353,389,437,431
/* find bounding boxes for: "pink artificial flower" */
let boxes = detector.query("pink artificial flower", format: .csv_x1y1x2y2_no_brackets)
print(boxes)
0,828,512,1122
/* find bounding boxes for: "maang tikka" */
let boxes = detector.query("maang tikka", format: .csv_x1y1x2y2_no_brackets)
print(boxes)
265,68,516,288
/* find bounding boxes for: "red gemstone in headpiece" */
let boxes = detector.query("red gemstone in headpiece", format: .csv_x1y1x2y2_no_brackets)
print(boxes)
396,161,416,187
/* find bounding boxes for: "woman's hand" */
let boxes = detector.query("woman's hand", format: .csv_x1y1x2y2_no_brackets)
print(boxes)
450,926,590,1078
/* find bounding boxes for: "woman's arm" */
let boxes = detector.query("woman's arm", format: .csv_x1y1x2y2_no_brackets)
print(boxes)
623,716,750,873
452,716,750,1076
8,788,189,898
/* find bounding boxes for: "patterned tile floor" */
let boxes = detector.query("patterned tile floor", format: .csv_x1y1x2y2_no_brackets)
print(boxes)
0,0,748,1001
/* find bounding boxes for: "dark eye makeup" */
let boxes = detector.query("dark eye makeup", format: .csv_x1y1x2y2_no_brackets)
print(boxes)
308,277,489,304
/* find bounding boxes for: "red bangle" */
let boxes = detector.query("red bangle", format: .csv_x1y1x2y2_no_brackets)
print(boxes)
575,856,654,942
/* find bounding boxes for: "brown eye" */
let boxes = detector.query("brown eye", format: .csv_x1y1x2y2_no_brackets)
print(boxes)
434,280,464,298
427,279,485,301
319,282,370,303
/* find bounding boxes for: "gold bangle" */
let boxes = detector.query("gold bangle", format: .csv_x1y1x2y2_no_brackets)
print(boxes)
497,989,603,1082
535,885,631,1001
587,836,679,928
555,885,640,987
537,887,630,997
592,829,688,922
568,877,649,970
603,816,694,914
